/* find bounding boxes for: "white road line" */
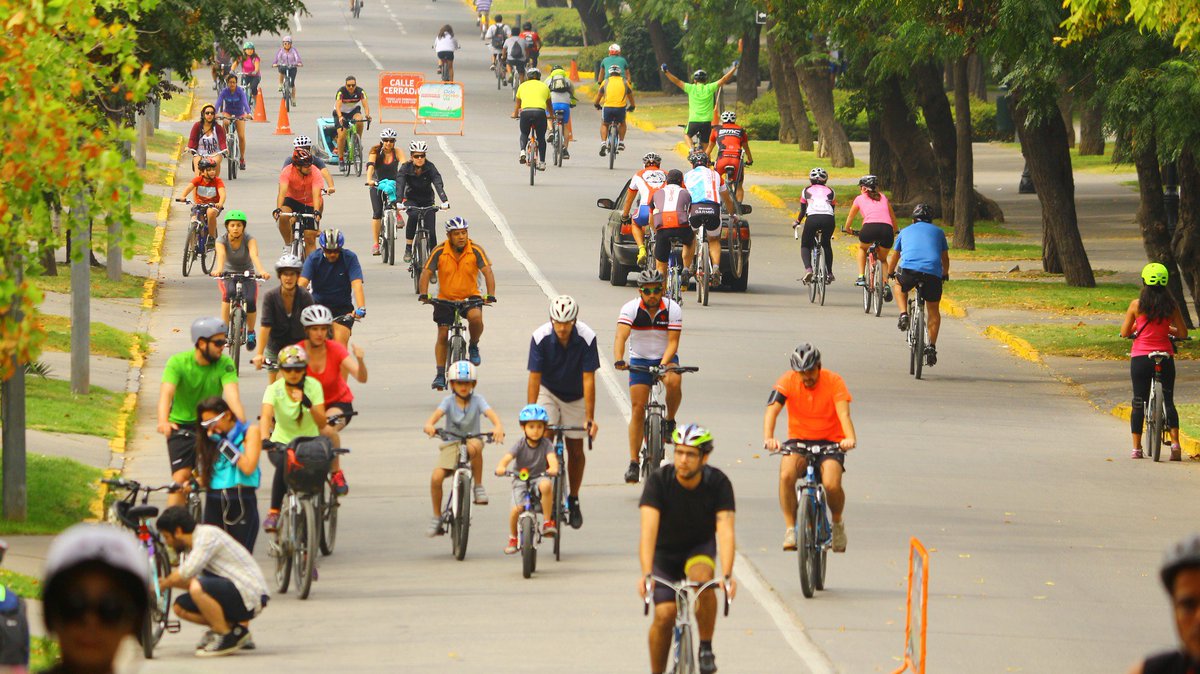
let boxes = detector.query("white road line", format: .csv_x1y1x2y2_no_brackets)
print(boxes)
381,1,407,33
354,39,384,70
438,136,836,673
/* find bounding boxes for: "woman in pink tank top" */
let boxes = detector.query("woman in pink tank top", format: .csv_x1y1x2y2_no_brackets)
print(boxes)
843,175,898,287
1119,263,1189,459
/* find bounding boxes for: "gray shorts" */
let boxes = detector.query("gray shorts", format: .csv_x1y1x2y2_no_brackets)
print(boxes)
511,476,552,509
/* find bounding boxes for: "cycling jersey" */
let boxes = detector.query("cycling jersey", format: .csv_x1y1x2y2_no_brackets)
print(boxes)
598,75,629,108
162,350,238,425
709,123,747,159
335,85,367,114
279,165,325,205
516,78,552,110
650,185,691,230
426,240,491,301
216,86,251,117
274,46,302,67
682,81,721,123
773,369,851,442
683,166,725,204
852,193,893,225
598,55,630,80
395,161,448,204
301,248,363,309
801,184,836,216
893,220,947,276
519,30,541,54
628,167,668,205
617,297,682,361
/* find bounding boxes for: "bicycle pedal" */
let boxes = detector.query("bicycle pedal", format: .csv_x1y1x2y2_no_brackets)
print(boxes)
166,620,182,634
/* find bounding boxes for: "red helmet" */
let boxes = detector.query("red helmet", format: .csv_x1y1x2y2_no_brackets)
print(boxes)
292,149,313,166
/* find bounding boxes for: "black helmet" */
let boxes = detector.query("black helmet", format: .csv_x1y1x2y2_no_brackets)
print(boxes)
692,69,708,83
688,151,710,167
1161,533,1200,592
858,175,878,189
912,203,933,222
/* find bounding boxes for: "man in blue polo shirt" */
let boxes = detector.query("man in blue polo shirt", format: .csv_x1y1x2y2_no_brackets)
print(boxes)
887,203,950,367
527,295,600,529
299,228,366,346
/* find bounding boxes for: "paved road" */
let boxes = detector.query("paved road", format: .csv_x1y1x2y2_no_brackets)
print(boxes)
120,1,1199,671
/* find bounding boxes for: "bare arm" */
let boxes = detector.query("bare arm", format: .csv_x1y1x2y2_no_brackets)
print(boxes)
886,249,901,276
423,407,446,436
210,243,227,277
527,371,542,405
613,323,631,363
156,382,177,435
582,371,597,436
494,452,515,476
663,70,686,90
342,343,367,383
366,149,379,182
276,181,287,210
715,510,737,598
418,267,432,295
546,451,560,475
639,505,660,580
484,407,505,445
716,64,738,86
835,399,856,449
237,424,262,476
222,382,245,421
216,185,227,208
661,329,681,366
481,264,497,297
888,202,898,231
260,402,275,439
763,400,783,449
352,278,366,310
843,203,860,232
248,238,269,278
310,402,328,430
940,250,950,276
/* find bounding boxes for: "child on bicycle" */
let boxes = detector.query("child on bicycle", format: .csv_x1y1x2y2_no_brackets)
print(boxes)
179,157,226,244
211,210,270,352
260,344,329,533
494,404,560,553
422,360,505,538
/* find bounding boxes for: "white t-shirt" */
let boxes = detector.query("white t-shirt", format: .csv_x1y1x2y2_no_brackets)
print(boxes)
434,34,460,53
684,166,726,204
617,297,682,361
503,35,526,61
485,24,511,54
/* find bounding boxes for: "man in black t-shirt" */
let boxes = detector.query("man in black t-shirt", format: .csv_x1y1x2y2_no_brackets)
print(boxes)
638,423,735,674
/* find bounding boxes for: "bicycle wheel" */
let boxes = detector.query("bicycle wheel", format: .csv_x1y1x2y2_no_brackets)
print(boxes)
554,126,563,167
229,305,245,374
814,503,829,591
319,481,339,555
354,135,364,176
908,301,918,375
227,138,238,180
520,515,537,578
697,253,710,306
816,251,827,306
798,496,816,598
808,251,818,303
1149,381,1164,462
862,268,872,313
410,232,424,294
199,234,216,275
873,262,885,317
448,333,468,366
529,141,537,186
295,498,317,599
608,129,617,171
729,221,746,282
643,413,663,481
182,226,197,277
143,542,172,658
273,506,293,593
674,624,694,674
552,472,564,561
452,471,472,561
914,310,926,380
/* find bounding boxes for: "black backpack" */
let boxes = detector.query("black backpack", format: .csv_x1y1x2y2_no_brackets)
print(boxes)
284,436,335,494
490,26,507,50
0,590,28,667
508,38,526,60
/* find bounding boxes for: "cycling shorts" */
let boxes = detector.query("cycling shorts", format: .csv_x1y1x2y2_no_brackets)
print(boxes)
281,198,321,226
334,108,363,128
787,441,847,477
858,222,895,249
602,107,627,125
628,355,679,388
688,203,721,240
326,303,357,331
327,401,354,427
432,297,483,326
633,204,651,227
653,226,695,263
651,538,717,604
896,268,943,303
167,426,199,472
552,102,571,125
714,157,743,183
219,277,259,313
685,122,712,147
437,51,455,62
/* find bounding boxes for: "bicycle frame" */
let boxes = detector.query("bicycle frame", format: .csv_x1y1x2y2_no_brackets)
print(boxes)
643,575,730,674
667,241,686,303
774,441,838,597
426,298,487,367
627,365,699,478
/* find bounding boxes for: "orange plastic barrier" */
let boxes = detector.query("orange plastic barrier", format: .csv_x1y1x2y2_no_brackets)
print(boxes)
891,538,929,674
273,98,292,135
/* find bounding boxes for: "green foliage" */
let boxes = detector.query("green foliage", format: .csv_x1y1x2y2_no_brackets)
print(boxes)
589,15,687,91
1063,0,1200,51
526,8,584,47
0,453,103,535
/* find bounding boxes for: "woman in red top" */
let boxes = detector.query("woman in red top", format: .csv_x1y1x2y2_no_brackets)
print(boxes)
187,104,228,173
299,304,368,495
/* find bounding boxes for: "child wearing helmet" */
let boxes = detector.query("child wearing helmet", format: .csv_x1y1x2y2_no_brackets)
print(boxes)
494,404,561,552
423,361,506,538
212,210,270,352
179,154,226,243
1120,262,1189,459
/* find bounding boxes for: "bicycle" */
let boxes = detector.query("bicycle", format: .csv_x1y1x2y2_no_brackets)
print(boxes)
275,65,298,111
367,180,401,266
104,478,183,658
339,116,371,177
239,73,258,117
547,424,591,562
605,117,620,171
176,199,219,277
626,364,699,482
721,153,746,220
860,241,887,317
665,239,686,304
903,275,931,380
504,469,551,578
275,200,324,259
318,410,356,555
549,109,566,167
423,297,489,372
495,57,506,90
216,114,243,180
525,128,541,186
691,226,717,307
771,440,839,598
801,224,829,306
642,575,731,674
215,271,266,374
436,429,493,560
1129,335,1189,461
405,203,442,291
266,442,349,600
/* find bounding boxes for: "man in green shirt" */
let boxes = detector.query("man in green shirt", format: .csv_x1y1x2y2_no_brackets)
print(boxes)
595,43,631,84
157,317,245,506
662,63,738,148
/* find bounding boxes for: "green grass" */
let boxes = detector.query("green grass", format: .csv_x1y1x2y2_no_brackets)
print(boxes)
23,377,123,438
1070,147,1134,174
1181,404,1200,442
30,270,147,299
89,218,159,257
37,315,150,360
946,280,1139,315
0,569,42,600
743,141,865,180
132,190,163,214
996,323,1181,360
138,160,174,186
147,129,183,156
33,636,60,672
0,453,102,535
949,242,1042,260
161,86,194,120
629,99,689,131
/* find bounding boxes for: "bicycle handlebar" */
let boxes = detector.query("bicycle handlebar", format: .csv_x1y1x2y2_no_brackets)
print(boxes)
501,469,555,480
770,440,842,456
102,478,183,494
215,271,268,280
435,430,494,443
643,575,731,617
624,364,699,376
421,297,492,310
550,424,594,451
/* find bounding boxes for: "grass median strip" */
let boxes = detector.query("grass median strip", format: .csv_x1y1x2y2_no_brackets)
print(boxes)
951,243,1042,260
31,270,148,299
147,129,183,156
1181,404,1200,442
0,453,102,535
36,315,150,360
998,323,1132,360
23,377,123,438
947,280,1137,314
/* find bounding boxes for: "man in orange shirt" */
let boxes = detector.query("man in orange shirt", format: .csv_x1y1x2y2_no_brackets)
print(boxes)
762,343,856,553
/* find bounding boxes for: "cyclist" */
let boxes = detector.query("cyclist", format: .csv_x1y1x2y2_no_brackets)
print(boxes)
187,104,227,174
157,317,245,507
513,67,552,170
707,111,753,203
502,30,529,85
215,73,250,171
195,396,263,552
272,36,302,97
297,306,366,495
845,174,898,287
1132,534,1200,672
298,229,365,346
423,360,506,536
795,167,838,285
365,128,407,256
1120,262,1189,460
650,169,695,280
888,203,950,367
662,63,738,148
475,0,492,35
238,42,261,107
621,153,669,265
433,25,460,81
614,269,683,484
485,14,512,72
547,64,577,159
518,21,542,68
179,155,225,245
284,135,336,193
762,343,856,553
638,423,735,674
526,295,600,529
685,151,739,284
419,217,497,388
596,43,631,83
211,40,232,91
210,210,270,352
395,140,450,262
260,343,331,533
273,149,325,257
252,254,314,383
594,64,635,157
333,75,370,161
495,404,560,552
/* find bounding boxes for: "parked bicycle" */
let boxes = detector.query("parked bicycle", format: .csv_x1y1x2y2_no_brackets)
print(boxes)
771,440,839,598
801,224,830,306
215,271,265,373
176,198,218,277
547,424,591,562
642,575,731,674
339,117,372,177
406,203,443,290
626,364,699,481
423,297,489,370
436,429,493,560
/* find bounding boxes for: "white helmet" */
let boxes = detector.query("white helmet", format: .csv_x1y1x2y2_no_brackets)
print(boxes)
608,43,621,54
447,360,477,382
300,304,334,327
293,135,311,148
549,295,579,322
809,167,828,183
409,140,429,153
380,128,398,140
720,111,737,124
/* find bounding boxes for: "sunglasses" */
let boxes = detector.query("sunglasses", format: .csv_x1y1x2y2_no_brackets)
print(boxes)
207,339,228,348
200,411,228,429
59,593,137,626
411,154,426,159
640,286,663,294
203,111,215,115
383,139,396,143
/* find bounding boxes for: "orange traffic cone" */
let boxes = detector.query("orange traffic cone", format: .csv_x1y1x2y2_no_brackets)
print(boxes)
253,92,268,122
569,59,580,82
274,98,292,135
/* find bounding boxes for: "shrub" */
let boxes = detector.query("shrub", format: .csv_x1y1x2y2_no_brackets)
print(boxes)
969,97,996,142
744,111,779,140
525,8,583,47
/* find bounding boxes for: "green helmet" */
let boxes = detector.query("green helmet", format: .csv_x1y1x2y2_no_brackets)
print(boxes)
223,209,248,225
243,41,255,49
671,423,714,454
1142,262,1169,287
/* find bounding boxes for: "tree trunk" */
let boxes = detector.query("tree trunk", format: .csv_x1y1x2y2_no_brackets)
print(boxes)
877,76,941,208
1078,100,1105,156
1173,150,1200,322
952,56,976,248
737,24,761,107
1058,93,1075,148
968,53,988,101
1011,92,1097,287
944,59,955,90
765,29,796,144
868,109,895,191
777,41,813,151
913,61,957,223
795,36,853,167
573,0,611,45
646,20,674,93
1134,135,1195,325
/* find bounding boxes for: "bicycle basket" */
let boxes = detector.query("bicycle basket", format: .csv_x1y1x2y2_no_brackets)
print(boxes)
284,436,335,494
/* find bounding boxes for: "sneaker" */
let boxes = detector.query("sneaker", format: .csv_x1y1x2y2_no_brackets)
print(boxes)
782,527,797,551
505,536,518,554
624,461,640,484
924,345,937,366
426,516,444,537
567,498,583,529
195,630,217,650
519,151,527,165
196,625,249,657
1131,447,1144,459
618,141,625,151
245,330,257,351
832,521,847,553
803,269,813,284
331,470,349,496
827,273,835,284
562,148,570,160
698,648,717,674
710,269,722,287
432,373,447,390
403,246,413,262
468,343,481,366
542,520,557,537
473,484,488,505
1171,444,1183,461
262,510,280,533
372,243,381,256
536,161,546,171
854,275,865,287
599,143,607,157
239,160,246,171
490,64,496,71
206,237,216,252
883,285,894,302
897,313,910,332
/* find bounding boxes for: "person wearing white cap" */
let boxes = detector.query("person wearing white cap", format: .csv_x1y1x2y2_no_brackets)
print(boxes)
42,524,149,674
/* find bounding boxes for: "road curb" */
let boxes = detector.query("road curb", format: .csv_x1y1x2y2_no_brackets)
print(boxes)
982,325,1042,363
173,80,196,122
1110,405,1200,458
747,184,786,209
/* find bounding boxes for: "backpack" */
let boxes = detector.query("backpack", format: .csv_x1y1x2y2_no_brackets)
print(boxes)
508,38,526,61
549,75,570,93
521,31,537,53
284,436,335,494
0,589,28,667
490,26,507,50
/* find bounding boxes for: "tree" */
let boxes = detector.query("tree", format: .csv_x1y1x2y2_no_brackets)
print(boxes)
574,0,613,45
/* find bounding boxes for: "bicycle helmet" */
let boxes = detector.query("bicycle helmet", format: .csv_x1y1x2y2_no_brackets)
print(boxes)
445,216,469,231
282,36,292,43
277,344,308,370
526,67,542,79
447,360,477,382
1161,533,1200,591
380,128,398,140
190,316,228,344
549,295,579,322
607,65,621,76
637,269,664,285
223,209,247,225
642,152,662,166
909,204,933,223
609,43,621,55
672,423,715,454
1142,262,1170,287
720,110,737,124
409,140,428,153
300,304,334,327
809,167,828,183
858,174,878,189
789,342,821,372
692,69,709,83
197,157,217,170
292,135,312,148
243,41,255,50
318,228,344,251
292,148,313,166
274,253,304,273
518,404,550,424
688,151,710,167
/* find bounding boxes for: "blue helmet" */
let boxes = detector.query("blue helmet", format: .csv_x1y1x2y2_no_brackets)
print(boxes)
318,228,345,251
445,216,469,232
518,404,549,424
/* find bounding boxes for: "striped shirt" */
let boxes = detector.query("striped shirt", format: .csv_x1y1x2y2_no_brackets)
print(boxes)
617,298,682,361
179,525,269,615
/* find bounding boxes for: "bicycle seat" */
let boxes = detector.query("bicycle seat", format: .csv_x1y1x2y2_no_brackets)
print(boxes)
127,504,159,521
1148,351,1173,359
